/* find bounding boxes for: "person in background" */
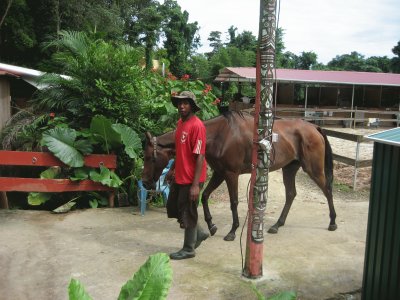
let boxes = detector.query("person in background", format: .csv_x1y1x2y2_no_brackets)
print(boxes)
166,91,209,260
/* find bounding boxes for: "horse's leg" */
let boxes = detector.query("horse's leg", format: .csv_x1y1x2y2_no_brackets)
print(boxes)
223,172,240,241
268,162,301,234
305,169,337,231
201,172,224,236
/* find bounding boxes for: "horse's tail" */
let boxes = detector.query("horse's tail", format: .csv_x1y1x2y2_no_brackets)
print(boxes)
318,127,334,191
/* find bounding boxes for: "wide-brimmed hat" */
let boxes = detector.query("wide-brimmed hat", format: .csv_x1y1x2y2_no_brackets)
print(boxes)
171,91,201,112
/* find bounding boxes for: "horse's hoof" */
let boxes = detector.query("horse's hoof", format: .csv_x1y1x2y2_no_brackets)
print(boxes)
267,226,278,234
223,233,235,241
209,224,217,236
328,224,338,231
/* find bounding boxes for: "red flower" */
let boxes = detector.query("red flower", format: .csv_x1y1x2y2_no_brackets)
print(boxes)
167,73,177,80
181,74,190,81
212,98,221,105
202,84,212,95
49,112,55,119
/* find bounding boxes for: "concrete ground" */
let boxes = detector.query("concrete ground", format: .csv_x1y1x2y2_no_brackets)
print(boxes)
0,171,369,300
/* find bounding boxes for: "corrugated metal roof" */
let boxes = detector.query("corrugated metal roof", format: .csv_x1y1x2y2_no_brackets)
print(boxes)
0,62,70,89
366,127,400,146
215,67,400,87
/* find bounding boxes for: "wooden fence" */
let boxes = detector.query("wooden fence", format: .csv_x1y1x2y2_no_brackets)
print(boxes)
323,129,373,190
233,102,400,128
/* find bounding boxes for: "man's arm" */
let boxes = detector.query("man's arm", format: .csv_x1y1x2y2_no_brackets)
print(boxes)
189,153,205,202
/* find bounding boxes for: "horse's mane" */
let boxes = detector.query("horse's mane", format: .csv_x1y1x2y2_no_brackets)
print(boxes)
204,110,251,126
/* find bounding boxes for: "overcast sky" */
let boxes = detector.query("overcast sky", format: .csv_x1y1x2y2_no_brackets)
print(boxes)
173,0,400,64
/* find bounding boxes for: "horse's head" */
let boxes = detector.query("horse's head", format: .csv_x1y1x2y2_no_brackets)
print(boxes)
142,131,174,190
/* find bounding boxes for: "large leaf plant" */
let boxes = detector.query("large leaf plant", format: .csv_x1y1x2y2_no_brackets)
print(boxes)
28,115,141,209
68,253,173,300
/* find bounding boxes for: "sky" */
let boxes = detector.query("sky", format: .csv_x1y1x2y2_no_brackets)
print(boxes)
173,0,400,64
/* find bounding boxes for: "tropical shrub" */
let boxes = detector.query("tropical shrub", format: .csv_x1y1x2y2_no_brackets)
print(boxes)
141,72,220,135
27,115,142,209
68,253,173,300
33,31,148,130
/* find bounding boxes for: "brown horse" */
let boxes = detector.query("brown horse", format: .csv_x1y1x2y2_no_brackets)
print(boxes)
142,111,337,241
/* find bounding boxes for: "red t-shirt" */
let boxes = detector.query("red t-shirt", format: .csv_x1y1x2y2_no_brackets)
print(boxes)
174,115,207,185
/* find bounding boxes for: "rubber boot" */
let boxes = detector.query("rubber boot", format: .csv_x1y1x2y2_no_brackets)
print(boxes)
170,227,197,260
195,225,209,249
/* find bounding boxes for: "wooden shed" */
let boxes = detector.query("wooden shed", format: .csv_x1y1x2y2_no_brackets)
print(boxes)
362,127,400,299
0,63,43,131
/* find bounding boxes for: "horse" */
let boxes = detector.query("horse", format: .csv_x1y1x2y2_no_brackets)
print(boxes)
141,111,337,241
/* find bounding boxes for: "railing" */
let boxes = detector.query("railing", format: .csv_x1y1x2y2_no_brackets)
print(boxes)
275,107,400,128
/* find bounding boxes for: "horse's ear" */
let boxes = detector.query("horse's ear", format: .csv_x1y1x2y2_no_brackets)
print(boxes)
145,131,152,143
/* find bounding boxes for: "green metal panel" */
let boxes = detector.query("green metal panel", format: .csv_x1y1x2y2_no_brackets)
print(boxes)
362,142,400,300
366,127,400,146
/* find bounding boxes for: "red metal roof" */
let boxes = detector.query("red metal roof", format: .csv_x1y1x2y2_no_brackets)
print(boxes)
215,67,400,87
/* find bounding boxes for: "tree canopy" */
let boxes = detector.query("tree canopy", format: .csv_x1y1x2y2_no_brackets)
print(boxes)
1,0,399,76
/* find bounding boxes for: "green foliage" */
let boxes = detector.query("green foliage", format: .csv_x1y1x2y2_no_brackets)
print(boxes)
267,291,297,300
143,72,219,134
68,278,93,300
118,253,172,300
161,0,200,77
31,115,142,207
68,253,172,300
327,51,386,72
112,124,142,160
89,165,123,188
35,31,147,129
90,115,122,153
41,127,91,168
28,192,52,206
391,41,400,73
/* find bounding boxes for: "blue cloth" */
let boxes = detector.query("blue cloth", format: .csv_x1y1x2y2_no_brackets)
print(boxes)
138,159,173,215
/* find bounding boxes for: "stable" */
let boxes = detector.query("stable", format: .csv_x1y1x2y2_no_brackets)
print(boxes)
215,67,400,127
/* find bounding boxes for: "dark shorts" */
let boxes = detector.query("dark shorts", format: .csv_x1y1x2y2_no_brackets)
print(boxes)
166,182,203,229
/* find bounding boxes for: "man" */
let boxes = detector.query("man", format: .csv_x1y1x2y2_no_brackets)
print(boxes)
166,91,209,260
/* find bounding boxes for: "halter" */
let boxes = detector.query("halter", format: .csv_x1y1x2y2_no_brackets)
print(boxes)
152,136,157,161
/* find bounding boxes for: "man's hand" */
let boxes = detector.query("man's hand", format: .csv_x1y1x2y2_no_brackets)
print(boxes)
190,184,200,202
165,169,175,185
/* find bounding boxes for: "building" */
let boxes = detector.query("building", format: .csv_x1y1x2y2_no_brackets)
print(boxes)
0,63,44,130
215,67,400,127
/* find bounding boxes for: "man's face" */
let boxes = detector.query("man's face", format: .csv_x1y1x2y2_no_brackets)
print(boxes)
177,99,192,118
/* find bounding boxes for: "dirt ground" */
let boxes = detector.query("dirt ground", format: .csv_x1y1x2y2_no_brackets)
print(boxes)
0,167,370,300
0,126,377,300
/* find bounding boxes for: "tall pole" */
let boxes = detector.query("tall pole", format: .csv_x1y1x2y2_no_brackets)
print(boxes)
243,0,276,279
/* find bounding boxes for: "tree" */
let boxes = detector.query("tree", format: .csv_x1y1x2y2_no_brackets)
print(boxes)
34,31,148,130
209,46,256,79
366,56,391,73
0,0,13,29
0,0,36,66
297,51,318,70
231,30,257,52
0,0,124,68
327,51,387,72
161,0,200,77
278,51,298,69
119,0,162,69
227,26,237,46
391,41,400,73
187,54,211,82
208,31,223,53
